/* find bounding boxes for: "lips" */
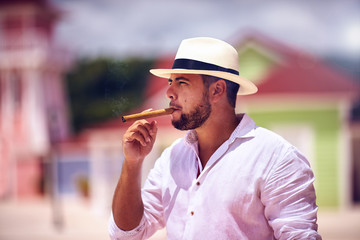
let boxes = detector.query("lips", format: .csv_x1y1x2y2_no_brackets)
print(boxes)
169,104,182,120
169,103,182,111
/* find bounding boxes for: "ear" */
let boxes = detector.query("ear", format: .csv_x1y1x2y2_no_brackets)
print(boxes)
210,79,226,102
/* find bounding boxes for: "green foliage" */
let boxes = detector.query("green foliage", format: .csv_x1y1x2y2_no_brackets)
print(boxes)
65,57,154,133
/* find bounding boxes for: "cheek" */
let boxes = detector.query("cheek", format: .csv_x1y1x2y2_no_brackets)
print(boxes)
180,90,203,108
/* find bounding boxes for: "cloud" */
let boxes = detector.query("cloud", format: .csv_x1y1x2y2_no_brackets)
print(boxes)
53,0,360,58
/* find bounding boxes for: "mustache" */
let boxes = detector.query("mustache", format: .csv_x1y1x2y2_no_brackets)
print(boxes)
169,102,182,109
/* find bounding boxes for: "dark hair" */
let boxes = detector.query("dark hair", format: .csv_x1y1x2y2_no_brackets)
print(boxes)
201,75,239,108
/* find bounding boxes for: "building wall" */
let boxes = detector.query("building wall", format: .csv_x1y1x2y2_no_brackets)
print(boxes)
248,107,343,207
238,45,277,84
0,1,70,199
16,156,43,197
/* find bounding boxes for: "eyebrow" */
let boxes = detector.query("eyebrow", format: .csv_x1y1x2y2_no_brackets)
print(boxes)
168,76,190,84
174,76,190,82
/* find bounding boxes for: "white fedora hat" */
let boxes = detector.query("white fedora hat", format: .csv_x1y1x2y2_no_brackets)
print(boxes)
150,37,258,95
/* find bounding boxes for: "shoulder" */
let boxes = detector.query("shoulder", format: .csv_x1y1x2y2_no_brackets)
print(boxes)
252,126,310,166
253,126,293,150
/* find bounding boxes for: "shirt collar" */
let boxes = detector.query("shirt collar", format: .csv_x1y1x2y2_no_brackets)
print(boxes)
184,113,256,146
232,113,256,139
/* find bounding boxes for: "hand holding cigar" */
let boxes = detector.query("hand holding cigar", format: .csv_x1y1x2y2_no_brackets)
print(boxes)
122,108,174,122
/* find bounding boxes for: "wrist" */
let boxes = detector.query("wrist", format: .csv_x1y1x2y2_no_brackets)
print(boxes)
123,158,143,172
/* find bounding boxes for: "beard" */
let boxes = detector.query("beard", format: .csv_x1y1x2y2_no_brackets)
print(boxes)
171,91,212,130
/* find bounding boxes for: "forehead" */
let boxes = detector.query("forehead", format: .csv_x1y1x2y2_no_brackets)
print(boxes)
169,73,203,82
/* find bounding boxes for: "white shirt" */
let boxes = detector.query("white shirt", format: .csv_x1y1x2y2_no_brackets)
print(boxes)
109,114,321,240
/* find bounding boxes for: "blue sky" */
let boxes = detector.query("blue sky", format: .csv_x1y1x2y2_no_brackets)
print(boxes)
53,0,360,59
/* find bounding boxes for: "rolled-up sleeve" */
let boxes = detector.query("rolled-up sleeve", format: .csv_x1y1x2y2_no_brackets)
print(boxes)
109,212,147,240
262,147,322,240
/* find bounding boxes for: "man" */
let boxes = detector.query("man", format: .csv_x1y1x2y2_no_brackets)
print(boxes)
109,37,321,239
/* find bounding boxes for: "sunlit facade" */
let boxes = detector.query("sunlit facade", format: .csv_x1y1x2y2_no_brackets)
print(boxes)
0,0,70,199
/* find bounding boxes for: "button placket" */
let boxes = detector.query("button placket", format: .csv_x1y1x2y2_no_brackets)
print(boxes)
186,138,206,223
187,172,202,221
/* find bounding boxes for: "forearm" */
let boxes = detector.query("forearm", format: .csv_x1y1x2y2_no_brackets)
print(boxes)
112,160,144,231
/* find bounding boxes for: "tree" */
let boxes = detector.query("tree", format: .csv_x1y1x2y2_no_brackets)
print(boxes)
65,57,154,133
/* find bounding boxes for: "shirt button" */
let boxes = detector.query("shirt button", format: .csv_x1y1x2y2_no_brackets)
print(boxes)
190,211,194,216
196,182,200,186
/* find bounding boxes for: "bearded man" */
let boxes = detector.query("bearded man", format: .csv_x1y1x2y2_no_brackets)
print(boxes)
109,37,321,240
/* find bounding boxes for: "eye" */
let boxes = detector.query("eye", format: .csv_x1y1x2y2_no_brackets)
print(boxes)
168,79,173,85
179,81,188,85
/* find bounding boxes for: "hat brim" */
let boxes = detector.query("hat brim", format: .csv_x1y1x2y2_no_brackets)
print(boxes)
150,69,258,95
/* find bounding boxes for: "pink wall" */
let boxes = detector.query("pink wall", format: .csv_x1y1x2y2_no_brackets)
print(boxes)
16,157,43,198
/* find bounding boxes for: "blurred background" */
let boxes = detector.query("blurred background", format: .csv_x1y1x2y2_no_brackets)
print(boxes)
0,0,359,239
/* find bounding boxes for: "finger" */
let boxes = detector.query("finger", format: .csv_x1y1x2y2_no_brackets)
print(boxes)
149,121,158,137
133,119,155,137
136,120,152,131
137,120,158,140
134,124,152,143
127,120,154,143
124,119,157,147
126,131,147,147
128,119,149,133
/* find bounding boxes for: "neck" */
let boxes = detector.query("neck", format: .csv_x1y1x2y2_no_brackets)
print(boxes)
195,108,239,168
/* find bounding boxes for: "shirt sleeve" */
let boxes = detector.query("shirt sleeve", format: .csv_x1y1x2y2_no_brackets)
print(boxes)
108,211,147,240
262,147,322,240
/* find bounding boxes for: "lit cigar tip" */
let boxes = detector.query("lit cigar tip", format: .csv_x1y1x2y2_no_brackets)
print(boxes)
121,116,126,122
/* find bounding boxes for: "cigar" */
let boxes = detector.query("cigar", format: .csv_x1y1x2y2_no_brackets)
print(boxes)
122,108,174,122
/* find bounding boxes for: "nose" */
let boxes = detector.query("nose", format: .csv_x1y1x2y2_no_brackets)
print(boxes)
166,82,176,100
